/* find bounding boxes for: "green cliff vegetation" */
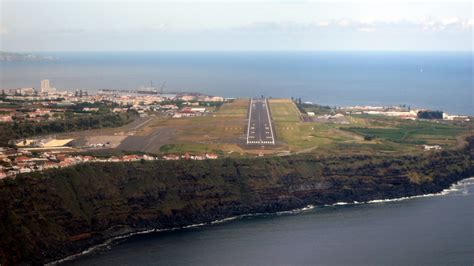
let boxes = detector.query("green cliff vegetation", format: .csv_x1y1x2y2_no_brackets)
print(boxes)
0,138,472,264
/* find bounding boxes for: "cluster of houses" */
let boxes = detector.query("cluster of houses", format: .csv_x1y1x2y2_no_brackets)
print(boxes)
0,93,221,123
108,94,224,118
0,107,61,123
310,113,349,124
109,94,223,106
423,145,442,151
177,95,224,102
173,107,208,118
340,105,469,122
1,82,227,123
162,153,219,161
0,148,219,180
112,104,209,118
0,148,153,179
341,106,419,120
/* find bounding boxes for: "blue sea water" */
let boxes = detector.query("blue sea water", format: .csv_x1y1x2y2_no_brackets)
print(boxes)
0,51,472,115
65,178,474,266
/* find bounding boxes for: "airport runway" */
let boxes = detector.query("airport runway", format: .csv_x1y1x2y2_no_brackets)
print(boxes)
246,99,275,145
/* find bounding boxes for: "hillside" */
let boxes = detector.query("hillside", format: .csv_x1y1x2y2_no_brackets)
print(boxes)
0,140,472,264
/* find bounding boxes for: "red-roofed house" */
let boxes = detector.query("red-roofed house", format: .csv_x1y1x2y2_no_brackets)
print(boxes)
122,155,140,162
205,153,218,160
15,156,32,163
163,154,180,161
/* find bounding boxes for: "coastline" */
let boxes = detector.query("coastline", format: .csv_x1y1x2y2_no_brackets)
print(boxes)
49,176,474,265
1,147,472,265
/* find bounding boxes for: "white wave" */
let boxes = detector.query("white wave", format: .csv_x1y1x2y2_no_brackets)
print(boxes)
276,204,315,215
318,177,474,207
49,177,473,264
181,223,206,229
323,201,363,207
300,205,315,211
211,216,239,224
330,177,474,206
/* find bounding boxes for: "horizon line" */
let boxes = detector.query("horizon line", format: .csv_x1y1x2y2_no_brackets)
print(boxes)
3,49,473,53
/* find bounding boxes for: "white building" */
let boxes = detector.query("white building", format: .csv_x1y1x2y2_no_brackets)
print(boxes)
190,107,206,113
40,79,56,94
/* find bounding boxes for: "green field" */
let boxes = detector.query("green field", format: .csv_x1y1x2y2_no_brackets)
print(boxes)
160,143,222,154
343,121,468,146
268,99,472,154
215,99,249,118
275,123,356,151
268,99,301,122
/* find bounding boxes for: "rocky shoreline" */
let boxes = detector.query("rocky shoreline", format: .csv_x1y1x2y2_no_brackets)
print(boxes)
1,141,473,265
52,176,474,264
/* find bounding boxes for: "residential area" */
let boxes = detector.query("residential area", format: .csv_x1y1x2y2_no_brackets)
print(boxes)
0,146,219,179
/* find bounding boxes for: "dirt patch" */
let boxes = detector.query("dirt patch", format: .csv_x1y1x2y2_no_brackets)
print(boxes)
118,128,176,153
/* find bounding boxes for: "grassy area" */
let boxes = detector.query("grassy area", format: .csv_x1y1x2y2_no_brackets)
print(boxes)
343,120,469,146
160,143,221,153
275,123,357,151
270,101,471,154
159,143,245,155
54,97,471,156
268,99,301,122
300,104,332,115
142,100,248,139
127,99,250,155
269,99,360,152
215,99,249,118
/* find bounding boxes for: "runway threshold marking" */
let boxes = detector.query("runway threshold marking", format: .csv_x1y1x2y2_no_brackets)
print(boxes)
246,98,275,145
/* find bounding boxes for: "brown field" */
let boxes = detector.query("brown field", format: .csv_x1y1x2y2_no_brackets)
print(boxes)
118,99,250,154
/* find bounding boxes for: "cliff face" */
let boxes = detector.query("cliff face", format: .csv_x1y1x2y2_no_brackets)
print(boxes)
0,146,472,264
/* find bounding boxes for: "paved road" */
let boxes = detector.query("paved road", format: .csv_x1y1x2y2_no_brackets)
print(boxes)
246,99,275,145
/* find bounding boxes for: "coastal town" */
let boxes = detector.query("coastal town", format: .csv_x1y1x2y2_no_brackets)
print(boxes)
0,80,226,179
0,79,471,180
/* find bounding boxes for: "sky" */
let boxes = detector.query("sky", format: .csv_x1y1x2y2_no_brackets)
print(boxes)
0,0,472,51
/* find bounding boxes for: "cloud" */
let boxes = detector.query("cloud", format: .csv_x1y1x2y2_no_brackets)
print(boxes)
357,27,375,32
338,19,350,27
463,18,474,29
440,17,460,26
141,23,171,32
232,22,314,32
359,17,376,25
420,16,472,31
317,21,331,27
0,26,7,35
232,17,474,34
40,28,86,34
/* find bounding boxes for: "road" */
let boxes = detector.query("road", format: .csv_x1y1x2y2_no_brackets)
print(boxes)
246,99,275,145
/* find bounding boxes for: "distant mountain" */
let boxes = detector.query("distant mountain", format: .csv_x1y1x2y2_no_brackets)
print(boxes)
0,51,55,62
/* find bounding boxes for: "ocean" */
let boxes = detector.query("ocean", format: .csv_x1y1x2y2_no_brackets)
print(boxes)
0,51,472,115
3,52,472,264
65,178,474,265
